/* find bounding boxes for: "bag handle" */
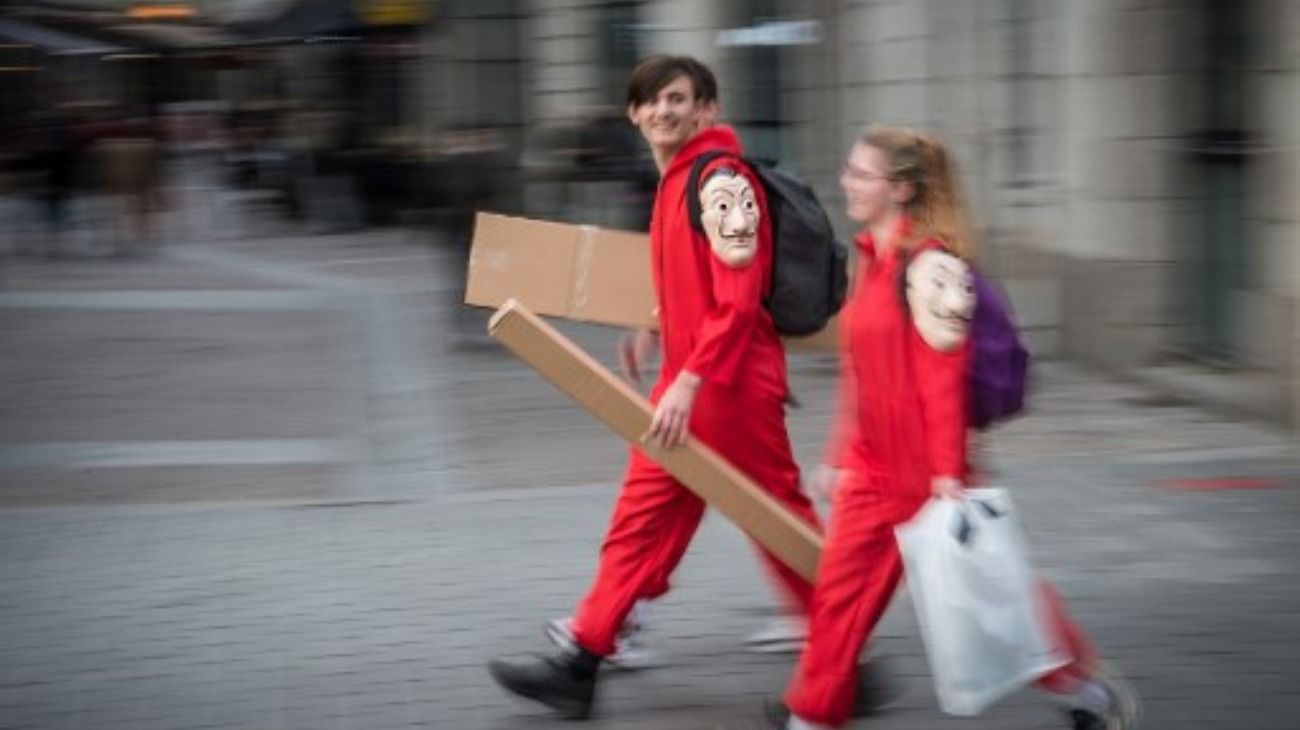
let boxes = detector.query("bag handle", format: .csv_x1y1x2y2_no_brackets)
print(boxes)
949,496,1004,546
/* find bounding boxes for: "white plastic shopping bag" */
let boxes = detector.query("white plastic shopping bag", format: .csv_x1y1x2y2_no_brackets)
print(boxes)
895,488,1068,716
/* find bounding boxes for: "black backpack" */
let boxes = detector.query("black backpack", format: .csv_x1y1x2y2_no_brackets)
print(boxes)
687,151,849,337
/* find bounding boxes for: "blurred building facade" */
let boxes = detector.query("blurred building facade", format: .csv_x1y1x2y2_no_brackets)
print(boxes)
6,1,1293,431
420,0,1299,432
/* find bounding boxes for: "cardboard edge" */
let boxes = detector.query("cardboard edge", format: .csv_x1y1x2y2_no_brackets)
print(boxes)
487,298,519,335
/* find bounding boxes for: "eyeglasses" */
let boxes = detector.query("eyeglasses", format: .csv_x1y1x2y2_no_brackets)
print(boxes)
841,163,893,183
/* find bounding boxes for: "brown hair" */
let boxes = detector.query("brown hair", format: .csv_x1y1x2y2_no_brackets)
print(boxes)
859,124,975,260
626,55,719,108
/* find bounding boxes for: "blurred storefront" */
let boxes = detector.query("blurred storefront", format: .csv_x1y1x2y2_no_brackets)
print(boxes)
0,18,125,131
3,3,237,113
220,0,435,224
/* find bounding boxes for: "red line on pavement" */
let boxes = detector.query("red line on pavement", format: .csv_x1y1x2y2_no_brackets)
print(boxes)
1153,476,1285,491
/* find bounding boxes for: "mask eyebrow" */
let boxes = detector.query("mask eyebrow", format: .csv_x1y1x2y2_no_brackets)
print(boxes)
925,256,966,278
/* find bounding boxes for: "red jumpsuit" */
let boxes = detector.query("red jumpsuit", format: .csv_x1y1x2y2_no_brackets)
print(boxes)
569,125,821,658
783,224,1097,726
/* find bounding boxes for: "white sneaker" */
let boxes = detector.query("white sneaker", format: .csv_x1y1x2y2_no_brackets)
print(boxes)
1065,662,1142,730
1095,662,1142,730
544,616,663,671
743,617,807,654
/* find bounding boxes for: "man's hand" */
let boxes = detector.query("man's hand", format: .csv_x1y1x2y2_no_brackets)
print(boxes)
930,475,964,500
806,464,846,501
618,328,658,386
645,371,701,450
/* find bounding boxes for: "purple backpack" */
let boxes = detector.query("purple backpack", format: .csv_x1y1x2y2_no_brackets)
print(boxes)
967,272,1030,429
899,250,1030,429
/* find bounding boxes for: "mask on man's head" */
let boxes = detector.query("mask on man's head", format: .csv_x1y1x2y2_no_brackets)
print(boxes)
906,249,976,352
699,168,759,268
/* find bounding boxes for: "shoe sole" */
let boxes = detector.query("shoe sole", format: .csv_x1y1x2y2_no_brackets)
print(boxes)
601,651,661,671
745,639,806,654
487,660,592,720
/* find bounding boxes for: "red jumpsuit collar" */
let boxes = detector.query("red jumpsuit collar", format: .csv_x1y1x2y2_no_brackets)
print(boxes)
854,216,912,261
663,125,745,177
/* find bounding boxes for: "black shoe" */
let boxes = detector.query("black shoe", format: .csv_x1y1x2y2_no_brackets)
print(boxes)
761,698,790,728
853,655,902,717
1070,708,1107,730
487,650,599,720
758,659,900,728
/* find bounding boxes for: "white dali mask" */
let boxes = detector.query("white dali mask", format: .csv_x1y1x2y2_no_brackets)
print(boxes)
699,169,759,267
906,249,976,352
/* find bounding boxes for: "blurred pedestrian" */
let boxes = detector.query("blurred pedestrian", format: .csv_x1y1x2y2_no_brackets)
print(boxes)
34,111,82,256
97,116,164,255
572,107,656,229
487,54,824,719
771,125,1140,730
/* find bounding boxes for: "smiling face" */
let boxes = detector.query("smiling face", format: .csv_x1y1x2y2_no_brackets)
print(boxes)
906,249,976,352
626,74,715,160
839,142,913,225
699,169,759,267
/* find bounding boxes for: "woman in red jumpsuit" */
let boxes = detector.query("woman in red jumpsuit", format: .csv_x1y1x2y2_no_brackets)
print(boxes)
488,55,821,720
778,126,1139,730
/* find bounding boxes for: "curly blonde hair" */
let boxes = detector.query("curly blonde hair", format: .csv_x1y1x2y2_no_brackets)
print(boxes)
859,124,975,260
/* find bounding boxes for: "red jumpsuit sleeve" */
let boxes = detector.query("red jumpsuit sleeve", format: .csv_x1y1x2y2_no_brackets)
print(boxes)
823,263,867,468
681,165,769,387
913,333,970,479
823,359,861,468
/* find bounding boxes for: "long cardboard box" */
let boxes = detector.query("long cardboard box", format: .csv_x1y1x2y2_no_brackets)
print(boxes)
488,298,824,581
467,212,838,350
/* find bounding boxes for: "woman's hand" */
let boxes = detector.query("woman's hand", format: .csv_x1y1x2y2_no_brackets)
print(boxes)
645,371,701,450
930,475,964,500
618,328,658,386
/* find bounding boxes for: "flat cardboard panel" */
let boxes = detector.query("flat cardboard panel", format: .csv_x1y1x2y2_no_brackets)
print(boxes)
488,298,824,581
568,226,658,327
467,211,838,350
467,212,656,329
465,213,581,320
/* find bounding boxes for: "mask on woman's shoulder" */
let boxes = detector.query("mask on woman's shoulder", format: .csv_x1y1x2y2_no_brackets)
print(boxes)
905,249,975,352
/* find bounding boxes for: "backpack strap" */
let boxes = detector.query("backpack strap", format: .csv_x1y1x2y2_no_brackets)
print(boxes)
686,149,742,236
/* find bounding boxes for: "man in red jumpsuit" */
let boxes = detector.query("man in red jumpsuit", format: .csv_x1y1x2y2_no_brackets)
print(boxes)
487,54,822,720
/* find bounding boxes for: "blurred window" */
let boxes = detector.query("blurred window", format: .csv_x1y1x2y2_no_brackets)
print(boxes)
440,0,526,150
600,1,641,100
732,0,785,161
1004,0,1061,188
